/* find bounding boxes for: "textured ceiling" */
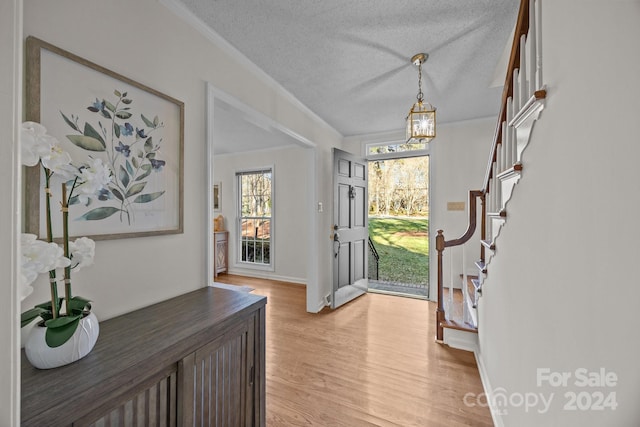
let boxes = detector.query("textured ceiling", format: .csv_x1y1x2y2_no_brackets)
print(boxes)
180,0,519,138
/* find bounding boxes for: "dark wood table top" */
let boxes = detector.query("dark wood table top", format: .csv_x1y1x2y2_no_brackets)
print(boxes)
21,286,266,425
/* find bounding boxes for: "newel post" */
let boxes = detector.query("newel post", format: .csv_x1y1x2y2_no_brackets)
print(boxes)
436,229,445,342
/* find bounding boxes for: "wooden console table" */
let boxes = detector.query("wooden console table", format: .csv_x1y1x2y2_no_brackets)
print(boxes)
21,287,266,426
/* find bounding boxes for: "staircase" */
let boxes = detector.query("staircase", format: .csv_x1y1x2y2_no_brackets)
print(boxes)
436,0,546,350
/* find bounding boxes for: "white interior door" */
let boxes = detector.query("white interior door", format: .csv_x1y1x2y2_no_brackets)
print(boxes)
332,148,368,308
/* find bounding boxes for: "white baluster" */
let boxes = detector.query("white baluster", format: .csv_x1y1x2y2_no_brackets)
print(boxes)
511,103,518,164
496,172,500,209
489,178,494,213
486,198,492,241
492,164,498,212
502,121,511,170
444,250,449,321
506,101,513,169
520,34,527,105
528,0,537,94
496,164,500,209
447,249,453,321
535,0,543,90
513,68,520,113
500,122,507,173
462,243,468,324
487,176,496,212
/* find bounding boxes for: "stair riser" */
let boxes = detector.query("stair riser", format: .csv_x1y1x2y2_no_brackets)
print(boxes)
443,328,478,352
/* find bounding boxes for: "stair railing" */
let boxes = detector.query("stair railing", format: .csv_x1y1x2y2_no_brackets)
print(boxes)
436,0,546,342
436,190,482,341
368,236,379,281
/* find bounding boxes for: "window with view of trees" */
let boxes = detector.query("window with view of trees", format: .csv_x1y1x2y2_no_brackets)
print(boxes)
237,168,273,267
368,156,429,216
366,141,427,156
366,142,429,216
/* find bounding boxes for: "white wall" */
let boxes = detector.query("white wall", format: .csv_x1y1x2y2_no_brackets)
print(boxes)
20,0,340,326
0,0,21,424
7,0,342,419
214,146,309,283
478,1,640,425
429,118,494,286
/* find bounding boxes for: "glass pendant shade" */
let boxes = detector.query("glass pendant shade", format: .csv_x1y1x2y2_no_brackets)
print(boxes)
406,100,436,143
405,53,436,144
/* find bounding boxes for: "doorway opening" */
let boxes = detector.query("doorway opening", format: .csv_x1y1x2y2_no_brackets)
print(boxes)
206,84,319,312
367,153,429,299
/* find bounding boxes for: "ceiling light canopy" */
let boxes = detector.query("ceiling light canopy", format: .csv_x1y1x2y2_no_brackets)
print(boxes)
406,53,436,144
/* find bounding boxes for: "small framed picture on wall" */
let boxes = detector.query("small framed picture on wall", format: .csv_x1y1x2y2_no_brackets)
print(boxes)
213,183,221,211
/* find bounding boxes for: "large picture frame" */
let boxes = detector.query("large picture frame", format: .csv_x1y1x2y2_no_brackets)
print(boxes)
24,36,184,240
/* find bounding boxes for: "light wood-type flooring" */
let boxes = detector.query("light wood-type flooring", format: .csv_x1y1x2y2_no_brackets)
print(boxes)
215,275,493,426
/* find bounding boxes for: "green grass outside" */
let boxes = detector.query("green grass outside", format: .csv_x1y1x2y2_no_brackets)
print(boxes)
368,217,429,285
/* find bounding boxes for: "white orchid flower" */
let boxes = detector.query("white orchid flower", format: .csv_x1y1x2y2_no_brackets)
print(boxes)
21,122,57,167
69,237,95,271
74,158,113,204
20,233,71,301
21,234,71,272
20,259,38,301
41,144,75,180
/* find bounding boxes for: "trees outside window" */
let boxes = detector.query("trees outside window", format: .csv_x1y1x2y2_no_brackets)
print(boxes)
237,168,273,266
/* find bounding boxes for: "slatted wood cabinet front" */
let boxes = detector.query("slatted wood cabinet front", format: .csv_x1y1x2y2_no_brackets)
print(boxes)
21,287,266,427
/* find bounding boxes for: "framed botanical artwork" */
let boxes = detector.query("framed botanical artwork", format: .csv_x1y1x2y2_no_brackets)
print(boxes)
213,182,221,211
24,36,184,240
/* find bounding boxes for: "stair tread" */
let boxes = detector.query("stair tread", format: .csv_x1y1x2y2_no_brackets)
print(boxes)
443,282,479,329
487,210,507,218
496,163,523,181
481,239,495,250
441,319,478,333
475,260,487,273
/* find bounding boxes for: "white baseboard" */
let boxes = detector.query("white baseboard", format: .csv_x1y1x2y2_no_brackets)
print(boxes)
475,348,505,427
225,269,306,286
310,299,327,313
210,282,253,293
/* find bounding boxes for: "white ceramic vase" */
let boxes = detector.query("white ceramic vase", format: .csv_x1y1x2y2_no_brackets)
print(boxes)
25,312,99,369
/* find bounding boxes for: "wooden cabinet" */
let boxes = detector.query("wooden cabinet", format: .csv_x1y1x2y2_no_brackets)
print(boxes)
21,287,266,427
73,365,178,426
180,316,257,426
214,231,229,277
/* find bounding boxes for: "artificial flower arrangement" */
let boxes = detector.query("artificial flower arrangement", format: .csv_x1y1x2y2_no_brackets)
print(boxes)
20,121,111,348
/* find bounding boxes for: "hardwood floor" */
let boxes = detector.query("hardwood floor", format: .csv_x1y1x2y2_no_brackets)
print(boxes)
215,275,492,426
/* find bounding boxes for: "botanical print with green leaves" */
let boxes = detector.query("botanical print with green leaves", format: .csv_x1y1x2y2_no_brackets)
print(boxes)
60,89,166,225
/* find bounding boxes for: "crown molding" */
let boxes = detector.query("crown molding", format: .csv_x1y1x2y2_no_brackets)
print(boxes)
158,0,342,141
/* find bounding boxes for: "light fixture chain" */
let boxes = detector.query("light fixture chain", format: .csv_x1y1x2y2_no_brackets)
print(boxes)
417,61,423,102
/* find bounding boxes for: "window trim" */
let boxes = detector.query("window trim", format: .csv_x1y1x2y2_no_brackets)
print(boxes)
235,165,275,271
364,140,430,161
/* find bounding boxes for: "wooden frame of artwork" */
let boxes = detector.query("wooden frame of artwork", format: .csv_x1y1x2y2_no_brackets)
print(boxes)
24,36,184,240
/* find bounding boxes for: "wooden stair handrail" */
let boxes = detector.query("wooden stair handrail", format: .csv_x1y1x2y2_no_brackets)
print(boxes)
437,0,531,342
435,190,482,341
443,190,483,248
483,0,530,193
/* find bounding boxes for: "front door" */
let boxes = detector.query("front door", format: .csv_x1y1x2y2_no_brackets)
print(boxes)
332,148,368,308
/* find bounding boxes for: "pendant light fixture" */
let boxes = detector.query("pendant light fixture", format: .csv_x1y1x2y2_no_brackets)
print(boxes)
406,53,436,143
